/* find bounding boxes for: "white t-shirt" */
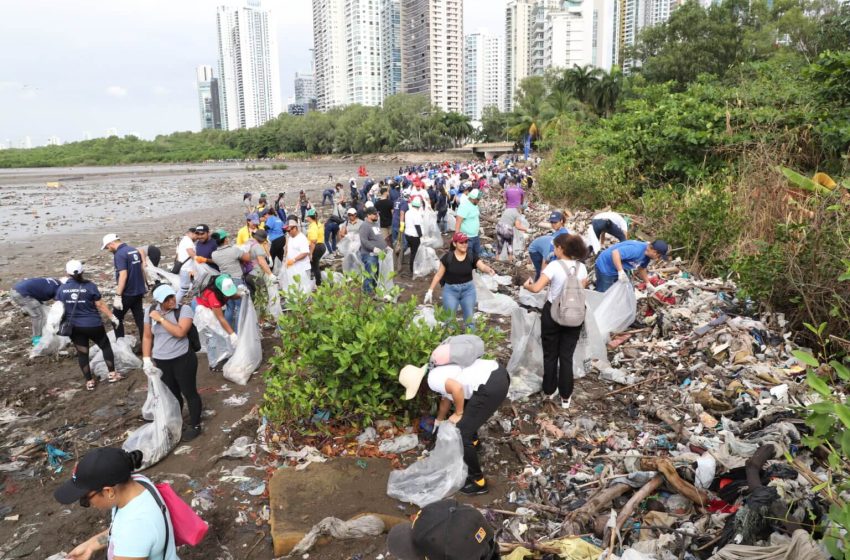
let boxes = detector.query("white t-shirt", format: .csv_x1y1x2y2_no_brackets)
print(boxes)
285,232,311,275
542,259,588,303
593,212,628,236
427,359,499,401
176,235,195,262
405,207,424,237
109,476,179,560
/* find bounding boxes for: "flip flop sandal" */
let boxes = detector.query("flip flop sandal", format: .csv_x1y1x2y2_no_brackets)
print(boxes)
86,379,97,391
107,372,126,383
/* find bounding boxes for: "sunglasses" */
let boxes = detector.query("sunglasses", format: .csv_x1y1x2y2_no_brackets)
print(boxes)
80,488,104,508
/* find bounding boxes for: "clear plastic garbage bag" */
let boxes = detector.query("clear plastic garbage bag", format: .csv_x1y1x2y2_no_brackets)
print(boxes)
421,211,443,249
446,209,457,232
593,279,637,338
265,274,282,319
386,423,468,508
123,365,182,469
145,264,181,293
278,263,314,296
378,252,395,292
413,247,439,279
90,332,141,381
507,308,544,400
474,273,519,315
518,287,547,309
513,217,530,257
339,235,364,274
223,296,263,385
29,301,70,358
413,306,439,328
574,290,610,379
193,305,234,368
585,224,601,255
191,263,219,297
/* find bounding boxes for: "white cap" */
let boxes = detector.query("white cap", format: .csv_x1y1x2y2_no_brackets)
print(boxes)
65,260,84,275
346,208,357,215
365,201,375,208
101,233,120,249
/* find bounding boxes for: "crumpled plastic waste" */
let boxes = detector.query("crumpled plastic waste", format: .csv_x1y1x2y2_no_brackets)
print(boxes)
378,433,419,454
289,515,386,556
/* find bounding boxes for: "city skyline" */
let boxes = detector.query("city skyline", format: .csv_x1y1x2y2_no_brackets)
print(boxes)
1,0,504,146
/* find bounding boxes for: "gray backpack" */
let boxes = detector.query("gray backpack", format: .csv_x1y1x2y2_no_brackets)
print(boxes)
551,260,586,326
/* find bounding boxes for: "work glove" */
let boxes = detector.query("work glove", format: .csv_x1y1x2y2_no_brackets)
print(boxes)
237,285,250,297
372,247,383,256
423,290,433,305
286,259,295,268
110,315,120,327
399,222,405,233
112,295,123,310
194,256,208,264
228,332,239,346
142,357,155,374
617,270,629,283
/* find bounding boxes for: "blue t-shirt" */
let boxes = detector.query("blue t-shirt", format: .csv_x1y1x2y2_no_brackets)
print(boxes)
546,227,570,262
195,238,217,259
13,277,61,302
392,199,409,228
265,215,284,241
113,243,147,297
456,200,480,237
56,279,103,328
109,475,179,560
596,240,650,276
528,234,553,256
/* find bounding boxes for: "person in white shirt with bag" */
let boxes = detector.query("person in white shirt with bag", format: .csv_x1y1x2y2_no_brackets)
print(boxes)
523,233,590,409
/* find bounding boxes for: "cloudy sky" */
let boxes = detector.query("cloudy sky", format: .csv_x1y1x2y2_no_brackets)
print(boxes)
0,0,506,147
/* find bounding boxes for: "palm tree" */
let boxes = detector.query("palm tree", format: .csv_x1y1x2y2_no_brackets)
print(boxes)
564,64,603,104
442,112,474,147
507,76,551,142
590,68,623,117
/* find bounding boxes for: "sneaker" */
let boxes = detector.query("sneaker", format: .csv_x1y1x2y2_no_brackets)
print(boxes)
182,425,202,442
31,336,42,347
561,396,572,410
460,478,489,496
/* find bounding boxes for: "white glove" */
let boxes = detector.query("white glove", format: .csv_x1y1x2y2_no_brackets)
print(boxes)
228,332,239,346
372,247,383,256
237,285,250,297
434,419,444,428
617,270,628,283
142,357,155,373
423,290,433,305
110,315,120,327
112,295,123,310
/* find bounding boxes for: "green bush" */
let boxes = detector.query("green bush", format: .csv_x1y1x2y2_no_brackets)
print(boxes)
262,268,503,429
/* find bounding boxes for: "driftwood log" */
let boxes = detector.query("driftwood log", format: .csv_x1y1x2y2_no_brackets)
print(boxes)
561,483,631,535
640,457,708,509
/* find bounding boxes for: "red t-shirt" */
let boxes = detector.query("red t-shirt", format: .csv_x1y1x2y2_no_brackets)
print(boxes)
195,288,223,309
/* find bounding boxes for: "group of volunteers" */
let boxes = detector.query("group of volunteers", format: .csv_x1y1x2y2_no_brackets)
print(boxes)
8,157,676,560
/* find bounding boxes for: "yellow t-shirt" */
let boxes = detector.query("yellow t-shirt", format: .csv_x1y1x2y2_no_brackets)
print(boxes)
236,225,251,246
307,221,325,244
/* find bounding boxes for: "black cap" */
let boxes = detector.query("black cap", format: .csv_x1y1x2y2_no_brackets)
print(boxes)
54,447,133,504
387,500,495,560
194,224,210,233
252,229,268,241
365,207,378,215
651,239,670,260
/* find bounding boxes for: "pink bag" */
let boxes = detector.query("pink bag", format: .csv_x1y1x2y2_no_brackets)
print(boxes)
155,482,209,546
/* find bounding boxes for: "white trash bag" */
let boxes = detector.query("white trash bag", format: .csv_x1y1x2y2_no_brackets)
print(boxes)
278,264,314,296
574,290,610,379
474,273,518,316
265,274,282,319
446,208,457,232
90,332,141,381
145,264,181,293
193,305,234,368
378,253,395,293
413,306,439,328
223,296,263,385
506,308,544,400
513,216,530,257
518,287,547,309
30,301,70,358
421,212,443,250
123,365,182,469
339,235,364,274
413,247,439,279
387,423,468,508
593,279,637,339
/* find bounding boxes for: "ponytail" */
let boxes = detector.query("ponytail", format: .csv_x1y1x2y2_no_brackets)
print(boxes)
126,449,144,471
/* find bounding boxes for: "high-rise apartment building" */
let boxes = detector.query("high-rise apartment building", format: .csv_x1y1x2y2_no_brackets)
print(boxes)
400,0,464,113
345,0,384,106
294,72,317,111
530,0,563,75
47,136,61,146
313,0,348,111
216,0,282,130
196,65,222,130
380,0,402,99
464,32,505,121
544,2,595,70
505,0,533,111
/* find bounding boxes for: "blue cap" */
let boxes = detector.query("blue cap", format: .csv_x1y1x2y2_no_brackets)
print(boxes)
247,213,260,225
651,240,670,260
152,284,177,303
548,211,564,223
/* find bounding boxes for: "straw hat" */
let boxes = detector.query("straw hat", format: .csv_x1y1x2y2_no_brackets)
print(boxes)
399,365,427,400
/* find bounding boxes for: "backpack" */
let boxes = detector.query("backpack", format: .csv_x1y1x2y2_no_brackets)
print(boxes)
550,260,586,327
148,303,202,353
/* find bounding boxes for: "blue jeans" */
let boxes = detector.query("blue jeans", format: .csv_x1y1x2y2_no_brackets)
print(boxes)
467,236,481,260
391,227,407,251
595,272,618,293
592,219,626,243
529,250,544,280
322,193,334,206
325,221,340,252
224,279,244,332
361,252,379,294
441,281,476,328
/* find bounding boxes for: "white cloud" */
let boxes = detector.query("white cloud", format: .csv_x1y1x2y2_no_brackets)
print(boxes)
153,85,169,95
106,85,128,97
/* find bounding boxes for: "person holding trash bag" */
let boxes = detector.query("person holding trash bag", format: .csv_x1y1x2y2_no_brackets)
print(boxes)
305,209,327,287
56,260,122,391
11,276,62,346
402,197,424,275
398,357,509,496
102,233,147,340
210,231,251,332
523,234,589,409
53,447,179,560
387,499,499,560
359,207,389,295
424,232,496,331
194,274,240,347
496,205,529,263
143,284,202,442
594,239,670,293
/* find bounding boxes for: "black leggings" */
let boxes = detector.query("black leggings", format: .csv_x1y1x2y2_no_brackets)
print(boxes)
155,351,202,426
311,243,326,286
270,235,286,265
71,325,114,381
540,301,583,399
115,293,144,338
456,367,510,480
404,235,421,273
